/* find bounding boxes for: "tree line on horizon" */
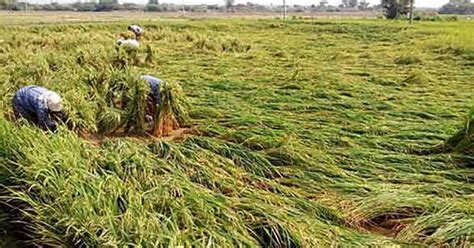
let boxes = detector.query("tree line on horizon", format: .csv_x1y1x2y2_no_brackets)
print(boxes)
0,0,472,16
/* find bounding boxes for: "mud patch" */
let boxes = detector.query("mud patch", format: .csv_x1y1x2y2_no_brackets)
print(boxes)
360,208,422,237
363,218,412,237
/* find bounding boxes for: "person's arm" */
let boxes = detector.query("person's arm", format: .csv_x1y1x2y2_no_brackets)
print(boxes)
51,110,69,124
59,111,76,131
36,109,57,131
147,94,157,116
57,110,69,123
36,104,57,131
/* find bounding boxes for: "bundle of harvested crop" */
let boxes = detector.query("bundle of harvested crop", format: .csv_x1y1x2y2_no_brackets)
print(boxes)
97,106,123,134
122,75,148,134
152,80,189,137
117,31,136,40
444,107,473,155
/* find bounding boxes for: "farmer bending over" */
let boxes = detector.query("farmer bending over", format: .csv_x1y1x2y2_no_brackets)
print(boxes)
116,38,139,50
141,75,161,122
13,85,68,132
128,24,143,40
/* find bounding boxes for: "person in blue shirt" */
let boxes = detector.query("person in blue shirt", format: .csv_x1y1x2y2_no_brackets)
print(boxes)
141,75,161,123
12,85,68,132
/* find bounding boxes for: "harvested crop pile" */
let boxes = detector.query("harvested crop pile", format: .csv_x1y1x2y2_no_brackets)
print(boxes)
444,108,474,155
152,80,189,137
402,69,435,86
81,65,188,137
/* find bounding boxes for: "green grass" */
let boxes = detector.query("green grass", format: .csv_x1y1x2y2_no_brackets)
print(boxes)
0,16,473,246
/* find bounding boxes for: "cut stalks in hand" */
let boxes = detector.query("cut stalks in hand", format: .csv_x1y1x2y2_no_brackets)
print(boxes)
152,80,189,137
123,75,148,134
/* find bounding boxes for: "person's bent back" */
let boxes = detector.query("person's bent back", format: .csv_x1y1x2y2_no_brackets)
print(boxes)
13,85,66,132
141,75,161,105
141,75,162,124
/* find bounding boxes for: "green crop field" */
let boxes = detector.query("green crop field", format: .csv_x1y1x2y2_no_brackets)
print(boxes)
0,14,473,247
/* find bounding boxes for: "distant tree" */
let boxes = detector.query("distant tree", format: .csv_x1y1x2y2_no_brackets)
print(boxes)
319,0,328,8
0,0,9,9
148,0,158,5
96,0,119,11
342,0,358,8
40,2,74,11
99,0,117,3
207,4,219,10
440,2,474,14
72,2,96,11
381,0,411,19
145,3,163,11
224,0,234,9
449,0,471,3
359,0,369,9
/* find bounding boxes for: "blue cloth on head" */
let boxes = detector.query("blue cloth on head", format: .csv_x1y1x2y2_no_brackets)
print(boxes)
13,85,57,130
141,75,162,105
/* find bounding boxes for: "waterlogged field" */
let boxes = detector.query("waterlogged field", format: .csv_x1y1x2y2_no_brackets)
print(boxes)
0,14,473,246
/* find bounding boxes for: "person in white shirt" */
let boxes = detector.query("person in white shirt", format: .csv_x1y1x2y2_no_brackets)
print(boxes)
116,39,139,50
